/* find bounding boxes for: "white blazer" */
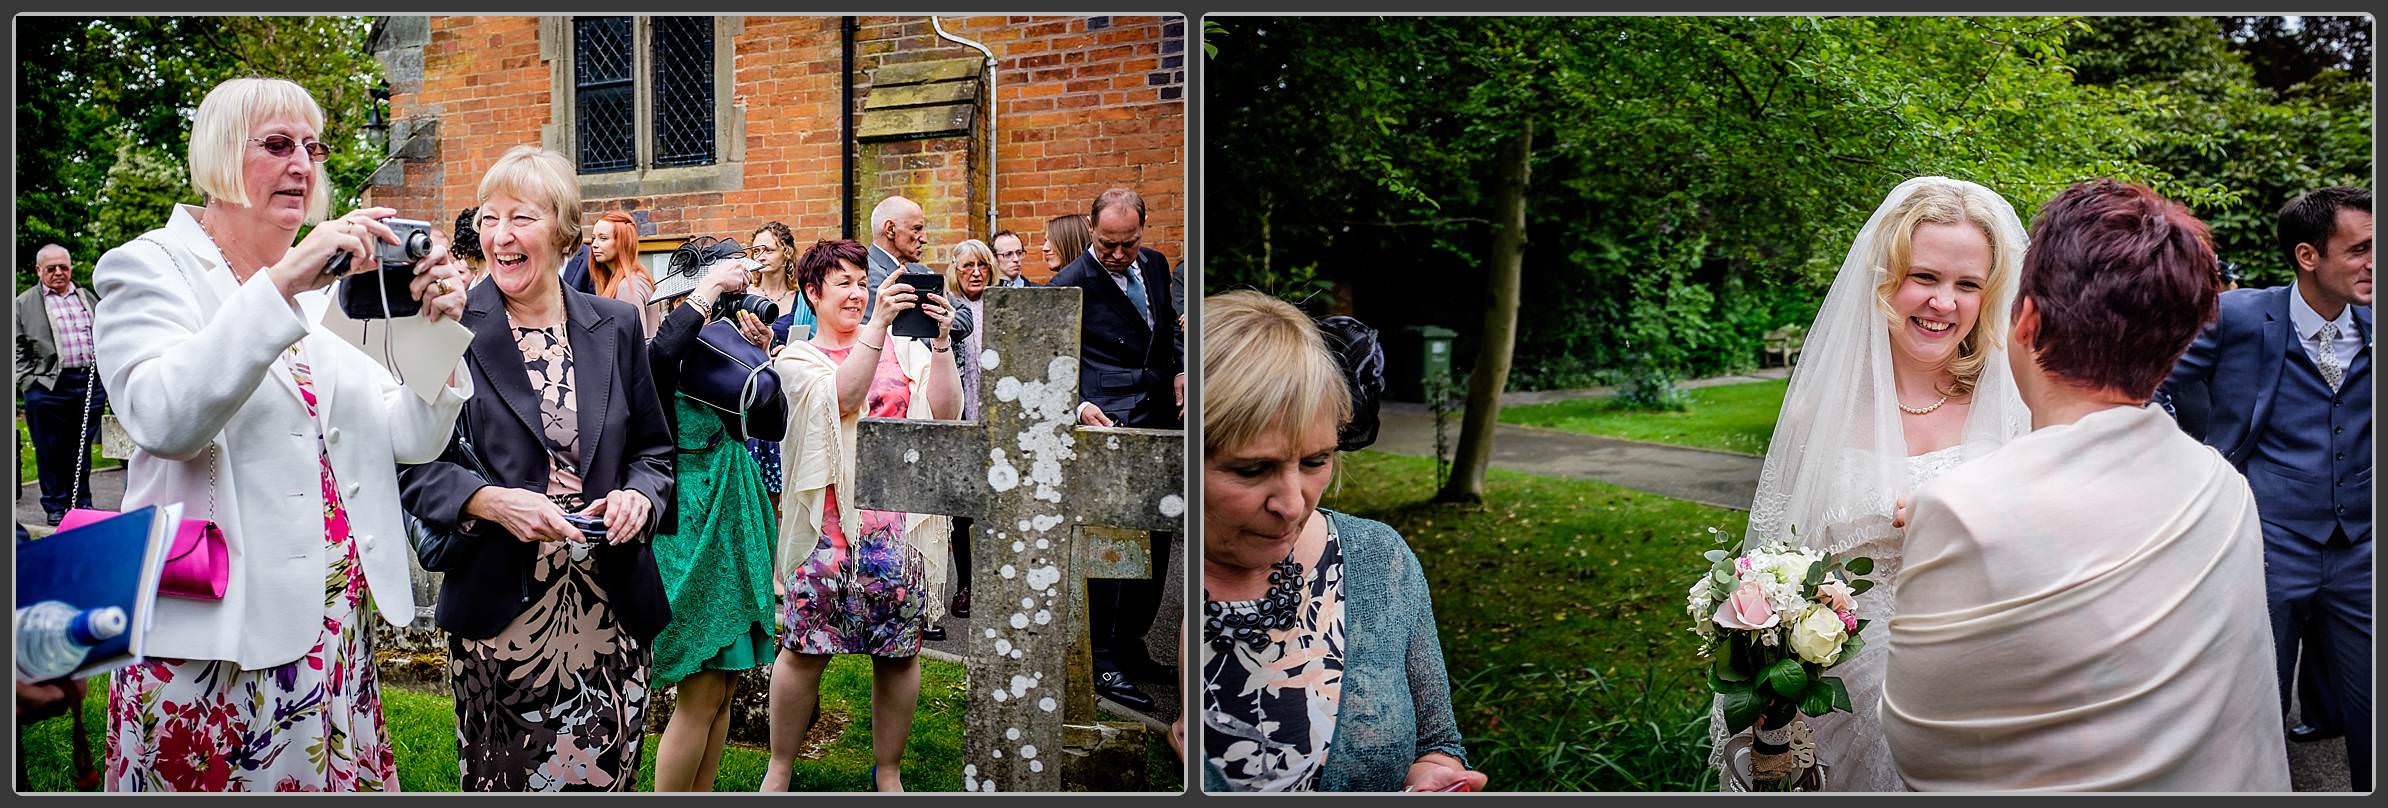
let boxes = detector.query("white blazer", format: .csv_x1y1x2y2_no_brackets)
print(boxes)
92,204,472,669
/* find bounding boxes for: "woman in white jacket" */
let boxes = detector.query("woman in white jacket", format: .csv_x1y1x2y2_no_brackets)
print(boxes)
91,77,472,792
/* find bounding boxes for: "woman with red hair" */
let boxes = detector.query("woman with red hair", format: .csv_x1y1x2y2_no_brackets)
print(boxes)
590,210,661,338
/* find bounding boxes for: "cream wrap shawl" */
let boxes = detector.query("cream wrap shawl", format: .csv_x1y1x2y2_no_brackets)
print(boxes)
1883,405,2290,791
774,336,952,624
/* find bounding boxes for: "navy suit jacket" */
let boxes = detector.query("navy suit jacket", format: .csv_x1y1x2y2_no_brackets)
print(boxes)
1050,247,1183,428
2157,284,2372,543
561,245,595,296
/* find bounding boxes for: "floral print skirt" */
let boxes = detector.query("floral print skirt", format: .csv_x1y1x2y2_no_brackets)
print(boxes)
104,355,394,792
448,542,652,792
780,509,926,657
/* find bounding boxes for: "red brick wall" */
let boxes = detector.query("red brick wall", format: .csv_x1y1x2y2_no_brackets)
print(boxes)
373,15,1184,285
855,14,1187,281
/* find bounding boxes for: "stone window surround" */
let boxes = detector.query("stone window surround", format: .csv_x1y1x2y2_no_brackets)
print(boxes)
538,15,746,200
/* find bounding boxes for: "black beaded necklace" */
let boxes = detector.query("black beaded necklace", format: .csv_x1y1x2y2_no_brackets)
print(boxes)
1203,551,1306,653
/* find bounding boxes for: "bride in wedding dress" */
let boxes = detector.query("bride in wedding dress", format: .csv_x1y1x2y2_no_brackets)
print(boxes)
1708,177,2031,791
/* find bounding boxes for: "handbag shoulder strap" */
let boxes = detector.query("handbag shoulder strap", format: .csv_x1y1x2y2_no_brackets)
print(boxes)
69,235,223,519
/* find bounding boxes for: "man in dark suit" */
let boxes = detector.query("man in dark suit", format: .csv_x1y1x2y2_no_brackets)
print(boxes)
560,242,596,295
861,195,973,341
2157,186,2372,792
1051,189,1183,712
15,244,104,524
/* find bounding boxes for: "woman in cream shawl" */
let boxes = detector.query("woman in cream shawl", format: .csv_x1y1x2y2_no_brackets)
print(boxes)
758,238,960,792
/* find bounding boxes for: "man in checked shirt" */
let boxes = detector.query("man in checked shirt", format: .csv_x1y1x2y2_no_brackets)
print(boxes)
15,244,105,525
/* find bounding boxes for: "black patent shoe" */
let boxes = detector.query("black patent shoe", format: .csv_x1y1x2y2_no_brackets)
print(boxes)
2288,723,2343,743
923,623,948,642
1095,670,1155,712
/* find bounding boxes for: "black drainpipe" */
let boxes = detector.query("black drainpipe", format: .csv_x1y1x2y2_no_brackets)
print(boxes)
840,15,857,240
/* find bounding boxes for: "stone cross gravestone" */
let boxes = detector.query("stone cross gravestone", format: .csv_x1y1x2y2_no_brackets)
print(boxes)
850,285,1184,792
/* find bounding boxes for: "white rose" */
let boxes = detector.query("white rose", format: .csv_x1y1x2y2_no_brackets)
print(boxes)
1788,605,1848,666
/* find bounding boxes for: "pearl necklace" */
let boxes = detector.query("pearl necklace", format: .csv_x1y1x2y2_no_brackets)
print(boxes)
1898,395,1948,415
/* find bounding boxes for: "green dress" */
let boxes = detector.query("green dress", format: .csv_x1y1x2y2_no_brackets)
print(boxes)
649,392,779,686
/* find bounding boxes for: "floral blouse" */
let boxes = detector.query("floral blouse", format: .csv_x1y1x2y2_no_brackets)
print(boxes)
1201,525,1348,791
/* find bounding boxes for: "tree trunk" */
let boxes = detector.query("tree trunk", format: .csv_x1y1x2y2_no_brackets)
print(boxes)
1436,123,1531,504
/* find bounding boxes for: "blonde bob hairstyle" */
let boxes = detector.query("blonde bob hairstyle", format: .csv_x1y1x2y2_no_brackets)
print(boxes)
1202,291,1352,459
188,77,332,224
944,238,995,297
1869,182,2019,399
475,145,583,257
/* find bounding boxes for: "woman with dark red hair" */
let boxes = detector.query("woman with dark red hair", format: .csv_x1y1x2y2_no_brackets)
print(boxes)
760,238,959,792
1882,180,2291,791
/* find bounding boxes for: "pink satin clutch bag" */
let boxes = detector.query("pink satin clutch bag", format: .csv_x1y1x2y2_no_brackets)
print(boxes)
59,508,229,601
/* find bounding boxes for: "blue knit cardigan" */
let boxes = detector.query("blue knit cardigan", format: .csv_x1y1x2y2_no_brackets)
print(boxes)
1204,509,1471,792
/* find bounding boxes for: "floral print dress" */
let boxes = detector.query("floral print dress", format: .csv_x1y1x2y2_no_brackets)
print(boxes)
1201,525,1348,792
105,345,397,792
779,343,928,657
446,323,652,792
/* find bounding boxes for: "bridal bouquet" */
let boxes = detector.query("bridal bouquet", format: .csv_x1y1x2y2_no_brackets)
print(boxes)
1685,529,1874,736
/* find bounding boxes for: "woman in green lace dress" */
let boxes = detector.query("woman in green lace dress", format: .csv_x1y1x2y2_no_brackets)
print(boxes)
644,253,786,791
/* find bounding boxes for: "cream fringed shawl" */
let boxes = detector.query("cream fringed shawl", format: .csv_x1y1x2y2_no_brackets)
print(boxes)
773,337,952,624
1883,405,2290,791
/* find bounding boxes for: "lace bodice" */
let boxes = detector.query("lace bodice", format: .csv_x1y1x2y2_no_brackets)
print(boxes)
1832,445,1966,622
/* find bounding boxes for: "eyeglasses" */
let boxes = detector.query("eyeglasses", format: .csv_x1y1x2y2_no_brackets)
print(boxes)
249,134,332,163
994,249,1027,260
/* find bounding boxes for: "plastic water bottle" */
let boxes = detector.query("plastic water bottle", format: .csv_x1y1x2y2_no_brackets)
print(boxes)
14,601,127,683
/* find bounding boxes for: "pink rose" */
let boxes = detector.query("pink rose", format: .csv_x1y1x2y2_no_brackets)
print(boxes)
1713,581,1779,630
1839,609,1858,633
1815,579,1855,612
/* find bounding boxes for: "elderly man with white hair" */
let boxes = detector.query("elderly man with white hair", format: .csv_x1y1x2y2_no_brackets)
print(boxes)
861,195,973,341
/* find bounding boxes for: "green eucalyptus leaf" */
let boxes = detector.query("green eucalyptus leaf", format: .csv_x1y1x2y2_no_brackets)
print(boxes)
1703,549,1729,563
1849,578,1876,596
1826,677,1854,714
1845,557,1875,576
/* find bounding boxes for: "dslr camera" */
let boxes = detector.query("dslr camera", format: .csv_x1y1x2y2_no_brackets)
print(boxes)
334,217,438,320
650,236,780,323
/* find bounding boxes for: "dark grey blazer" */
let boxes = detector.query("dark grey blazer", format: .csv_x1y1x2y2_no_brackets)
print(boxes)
862,242,974,340
397,280,678,641
14,285,100,392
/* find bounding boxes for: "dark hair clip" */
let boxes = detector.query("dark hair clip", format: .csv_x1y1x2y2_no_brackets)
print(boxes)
1317,315,1385,452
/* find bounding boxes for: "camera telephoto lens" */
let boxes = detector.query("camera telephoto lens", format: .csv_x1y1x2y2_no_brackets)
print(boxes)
715,292,780,324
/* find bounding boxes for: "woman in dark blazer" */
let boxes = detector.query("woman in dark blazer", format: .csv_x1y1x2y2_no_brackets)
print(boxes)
397,145,676,792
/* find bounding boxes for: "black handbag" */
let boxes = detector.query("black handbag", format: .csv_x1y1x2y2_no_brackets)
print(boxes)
405,413,489,572
685,317,782,436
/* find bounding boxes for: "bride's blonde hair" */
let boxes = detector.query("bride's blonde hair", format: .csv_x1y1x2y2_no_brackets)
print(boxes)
1869,182,2019,400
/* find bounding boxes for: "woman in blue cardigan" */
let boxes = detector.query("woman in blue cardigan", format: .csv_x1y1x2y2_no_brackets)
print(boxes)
1198,291,1487,792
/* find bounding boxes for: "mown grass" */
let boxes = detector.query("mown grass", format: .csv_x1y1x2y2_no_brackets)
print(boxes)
1321,451,1747,791
19,654,1179,792
16,413,121,486
1499,379,1788,456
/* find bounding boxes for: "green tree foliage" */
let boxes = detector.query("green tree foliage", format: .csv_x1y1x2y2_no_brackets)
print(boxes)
16,16,384,291
1206,16,2371,390
2071,16,2373,286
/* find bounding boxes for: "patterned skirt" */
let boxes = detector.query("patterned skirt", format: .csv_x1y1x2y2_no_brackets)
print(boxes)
780,513,927,657
449,541,652,792
105,359,393,792
103,542,395,792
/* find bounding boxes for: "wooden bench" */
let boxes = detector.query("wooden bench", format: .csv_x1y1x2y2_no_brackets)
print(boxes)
1763,324,1805,367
